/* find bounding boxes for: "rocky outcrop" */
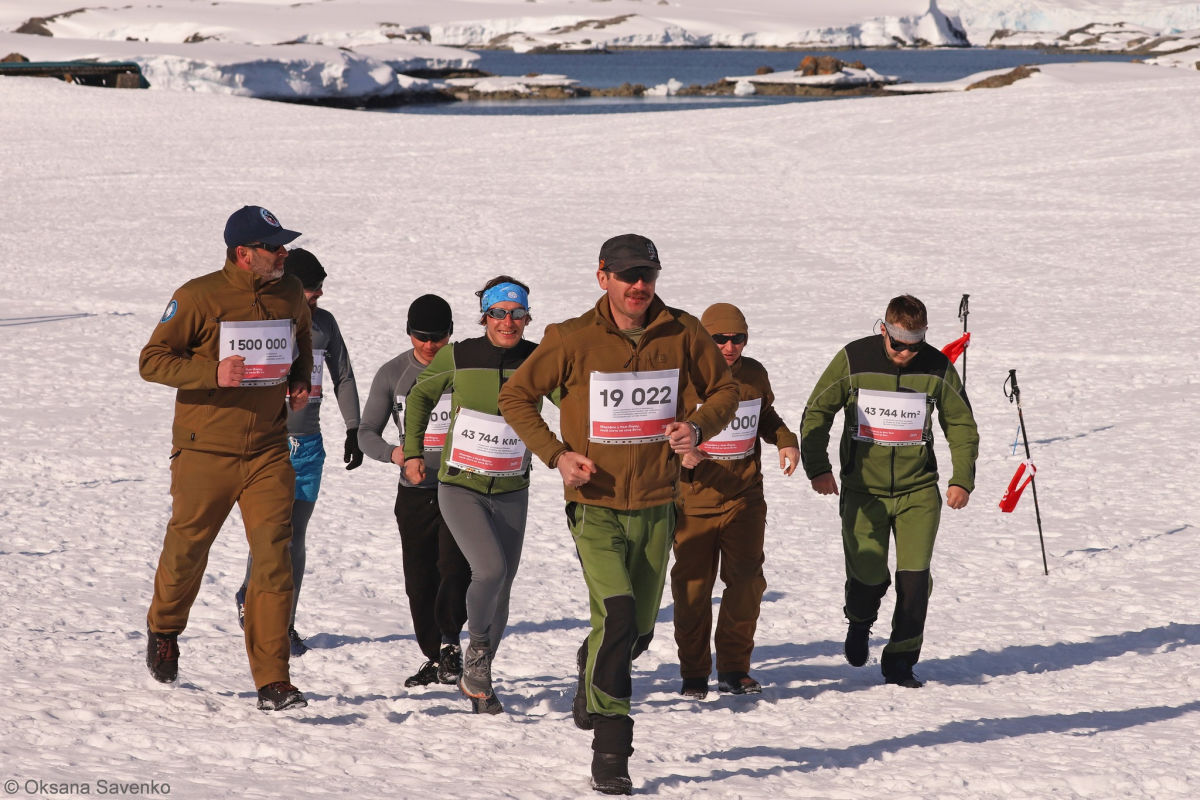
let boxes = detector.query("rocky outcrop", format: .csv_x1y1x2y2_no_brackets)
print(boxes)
965,65,1040,91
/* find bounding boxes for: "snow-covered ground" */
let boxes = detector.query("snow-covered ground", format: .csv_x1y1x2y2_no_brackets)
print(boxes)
2,40,1199,798
2,2,1198,101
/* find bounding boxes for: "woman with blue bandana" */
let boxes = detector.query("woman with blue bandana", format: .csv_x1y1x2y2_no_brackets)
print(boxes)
401,275,537,714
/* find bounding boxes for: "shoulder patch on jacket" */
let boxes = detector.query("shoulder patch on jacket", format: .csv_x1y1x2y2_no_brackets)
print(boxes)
160,299,178,323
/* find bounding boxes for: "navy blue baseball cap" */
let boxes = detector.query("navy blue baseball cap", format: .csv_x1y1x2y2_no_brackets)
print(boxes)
223,205,301,247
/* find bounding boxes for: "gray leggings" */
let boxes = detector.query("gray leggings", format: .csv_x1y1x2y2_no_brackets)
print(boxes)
437,483,528,654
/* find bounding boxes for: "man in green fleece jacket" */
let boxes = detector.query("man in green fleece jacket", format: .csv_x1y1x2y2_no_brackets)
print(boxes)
800,294,978,689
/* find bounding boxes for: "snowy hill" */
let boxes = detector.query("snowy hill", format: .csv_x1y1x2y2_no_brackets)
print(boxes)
5,1,1197,102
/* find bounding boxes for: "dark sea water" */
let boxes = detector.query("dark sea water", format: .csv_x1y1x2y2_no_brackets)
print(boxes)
386,48,1140,116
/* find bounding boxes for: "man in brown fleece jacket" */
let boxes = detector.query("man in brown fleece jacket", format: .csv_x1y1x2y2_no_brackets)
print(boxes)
672,302,799,700
139,205,312,712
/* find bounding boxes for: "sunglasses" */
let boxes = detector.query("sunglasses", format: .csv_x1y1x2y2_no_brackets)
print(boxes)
886,333,924,353
245,242,285,253
606,266,659,285
410,329,448,343
484,307,529,321
712,333,747,345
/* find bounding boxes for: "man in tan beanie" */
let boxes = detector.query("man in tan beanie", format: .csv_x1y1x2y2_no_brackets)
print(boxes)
671,302,800,698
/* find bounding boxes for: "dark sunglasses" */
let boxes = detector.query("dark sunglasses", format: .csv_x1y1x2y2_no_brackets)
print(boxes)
887,333,924,353
606,266,659,285
712,333,747,345
484,307,529,321
245,242,285,253
410,329,449,343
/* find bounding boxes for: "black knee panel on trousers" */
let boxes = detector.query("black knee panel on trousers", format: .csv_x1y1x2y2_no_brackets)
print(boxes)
844,575,890,624
630,631,653,661
594,595,637,702
891,569,931,644
592,713,634,756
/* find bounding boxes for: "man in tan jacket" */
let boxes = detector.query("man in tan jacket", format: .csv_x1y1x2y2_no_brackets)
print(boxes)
139,205,312,711
672,303,799,700
499,234,738,795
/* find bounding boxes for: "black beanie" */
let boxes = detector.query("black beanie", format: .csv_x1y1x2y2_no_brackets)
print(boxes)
284,248,327,289
408,294,453,334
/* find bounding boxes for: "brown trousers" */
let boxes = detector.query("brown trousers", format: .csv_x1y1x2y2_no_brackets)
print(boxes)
670,497,768,678
148,446,295,688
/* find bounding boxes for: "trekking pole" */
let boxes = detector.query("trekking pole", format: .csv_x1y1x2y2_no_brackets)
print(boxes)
1003,369,1048,575
957,294,970,385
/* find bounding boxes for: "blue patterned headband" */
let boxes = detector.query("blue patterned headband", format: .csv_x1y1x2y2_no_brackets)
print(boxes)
480,282,529,312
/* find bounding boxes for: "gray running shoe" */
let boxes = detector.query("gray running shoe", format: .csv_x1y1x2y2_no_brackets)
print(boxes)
459,640,493,699
470,692,504,714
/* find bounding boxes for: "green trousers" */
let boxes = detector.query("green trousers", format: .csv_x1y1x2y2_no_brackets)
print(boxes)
568,501,675,719
840,485,940,674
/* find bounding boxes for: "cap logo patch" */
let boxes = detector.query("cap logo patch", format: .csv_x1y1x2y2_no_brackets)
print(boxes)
259,208,281,228
160,299,178,323
646,242,658,261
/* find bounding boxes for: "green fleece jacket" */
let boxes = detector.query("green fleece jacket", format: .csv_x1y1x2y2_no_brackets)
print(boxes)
800,334,978,497
403,335,537,495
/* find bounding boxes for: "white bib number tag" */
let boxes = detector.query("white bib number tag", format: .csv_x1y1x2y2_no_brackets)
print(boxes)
855,389,927,446
422,394,454,450
307,348,325,404
447,409,528,477
700,398,761,460
589,369,679,444
219,319,294,387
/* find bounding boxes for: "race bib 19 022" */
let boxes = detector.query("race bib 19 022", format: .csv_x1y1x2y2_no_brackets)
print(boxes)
588,369,679,444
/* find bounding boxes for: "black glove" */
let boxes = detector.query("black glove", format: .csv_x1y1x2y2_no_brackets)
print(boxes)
344,427,364,470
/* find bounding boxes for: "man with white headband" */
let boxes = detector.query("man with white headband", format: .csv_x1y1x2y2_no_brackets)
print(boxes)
800,294,978,689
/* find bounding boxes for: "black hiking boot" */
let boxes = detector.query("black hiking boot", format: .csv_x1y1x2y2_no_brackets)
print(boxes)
437,643,462,684
404,660,440,688
146,627,179,683
573,640,593,730
717,672,762,695
680,677,708,700
590,752,632,795
288,626,308,657
845,621,872,667
884,671,925,689
234,585,246,631
256,681,308,711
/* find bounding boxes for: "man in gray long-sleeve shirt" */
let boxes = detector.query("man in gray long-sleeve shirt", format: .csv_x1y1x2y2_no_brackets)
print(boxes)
237,248,362,656
359,294,470,689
